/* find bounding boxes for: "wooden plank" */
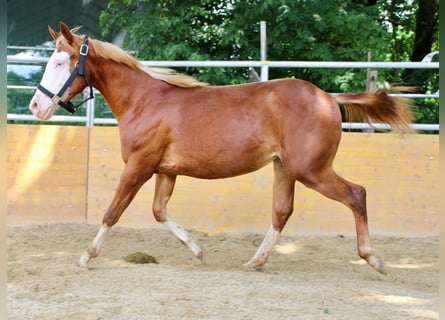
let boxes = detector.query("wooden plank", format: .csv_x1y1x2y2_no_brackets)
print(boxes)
7,125,88,224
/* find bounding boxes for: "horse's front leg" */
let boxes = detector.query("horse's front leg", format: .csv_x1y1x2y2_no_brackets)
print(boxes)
152,174,203,260
77,161,153,268
77,224,110,268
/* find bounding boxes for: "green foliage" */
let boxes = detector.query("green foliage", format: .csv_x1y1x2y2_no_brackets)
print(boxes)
100,0,391,91
100,0,438,125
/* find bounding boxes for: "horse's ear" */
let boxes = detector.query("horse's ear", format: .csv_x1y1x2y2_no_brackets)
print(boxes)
59,21,74,44
48,25,60,41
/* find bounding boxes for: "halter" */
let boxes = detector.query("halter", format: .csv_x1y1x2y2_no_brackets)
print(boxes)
37,37,94,114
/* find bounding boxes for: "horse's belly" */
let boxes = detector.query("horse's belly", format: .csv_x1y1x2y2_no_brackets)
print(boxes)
156,149,279,179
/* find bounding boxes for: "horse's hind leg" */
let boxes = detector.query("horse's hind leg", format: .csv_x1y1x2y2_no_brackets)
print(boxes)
302,169,386,275
152,174,203,260
244,160,295,269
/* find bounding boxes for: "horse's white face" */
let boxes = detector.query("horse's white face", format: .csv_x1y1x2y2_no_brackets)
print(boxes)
29,50,71,120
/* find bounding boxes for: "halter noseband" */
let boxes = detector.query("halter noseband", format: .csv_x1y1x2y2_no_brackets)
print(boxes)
37,36,94,114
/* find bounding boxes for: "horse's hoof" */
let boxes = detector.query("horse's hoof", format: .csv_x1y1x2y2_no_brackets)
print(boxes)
76,253,90,269
242,259,264,270
367,254,387,275
75,261,89,269
196,250,204,261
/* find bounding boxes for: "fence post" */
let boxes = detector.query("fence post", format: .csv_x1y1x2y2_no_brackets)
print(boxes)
367,70,378,92
85,89,95,127
366,51,378,92
365,52,377,132
260,21,269,82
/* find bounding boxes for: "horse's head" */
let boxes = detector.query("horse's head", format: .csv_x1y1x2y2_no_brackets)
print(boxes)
29,22,93,120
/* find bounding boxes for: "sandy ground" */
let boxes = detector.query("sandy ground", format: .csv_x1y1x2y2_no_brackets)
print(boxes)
7,223,438,320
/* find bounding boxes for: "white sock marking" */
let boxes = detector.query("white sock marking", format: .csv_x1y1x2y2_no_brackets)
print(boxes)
244,225,281,268
163,216,203,259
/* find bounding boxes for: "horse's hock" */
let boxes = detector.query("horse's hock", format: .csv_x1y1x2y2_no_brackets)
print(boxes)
7,124,438,237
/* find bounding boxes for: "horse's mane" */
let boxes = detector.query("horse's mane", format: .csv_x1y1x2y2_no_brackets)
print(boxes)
70,28,207,88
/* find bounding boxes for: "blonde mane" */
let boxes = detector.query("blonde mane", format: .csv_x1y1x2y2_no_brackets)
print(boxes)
71,30,207,87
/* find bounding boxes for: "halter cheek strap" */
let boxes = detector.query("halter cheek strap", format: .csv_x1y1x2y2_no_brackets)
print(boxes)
37,36,94,114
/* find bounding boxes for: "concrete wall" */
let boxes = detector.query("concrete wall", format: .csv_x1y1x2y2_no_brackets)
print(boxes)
7,124,439,237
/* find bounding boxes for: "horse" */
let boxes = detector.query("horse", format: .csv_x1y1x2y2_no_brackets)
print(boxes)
29,22,413,275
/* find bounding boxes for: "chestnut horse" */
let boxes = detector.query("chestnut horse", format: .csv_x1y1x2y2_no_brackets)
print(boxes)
30,22,413,275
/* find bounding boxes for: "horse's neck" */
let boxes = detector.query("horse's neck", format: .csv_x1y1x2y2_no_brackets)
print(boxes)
88,59,160,121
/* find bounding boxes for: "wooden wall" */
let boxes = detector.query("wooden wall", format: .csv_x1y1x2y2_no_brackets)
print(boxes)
7,124,439,237
7,125,88,224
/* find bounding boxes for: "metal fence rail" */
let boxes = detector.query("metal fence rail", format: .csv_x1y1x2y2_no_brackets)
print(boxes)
7,55,440,69
7,52,439,131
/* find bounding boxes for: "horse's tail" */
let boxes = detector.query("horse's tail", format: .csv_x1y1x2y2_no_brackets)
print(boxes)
334,88,414,133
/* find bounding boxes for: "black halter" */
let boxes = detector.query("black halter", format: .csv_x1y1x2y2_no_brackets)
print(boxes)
37,37,94,114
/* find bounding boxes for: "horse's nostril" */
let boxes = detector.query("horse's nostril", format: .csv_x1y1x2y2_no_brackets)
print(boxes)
30,100,38,112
